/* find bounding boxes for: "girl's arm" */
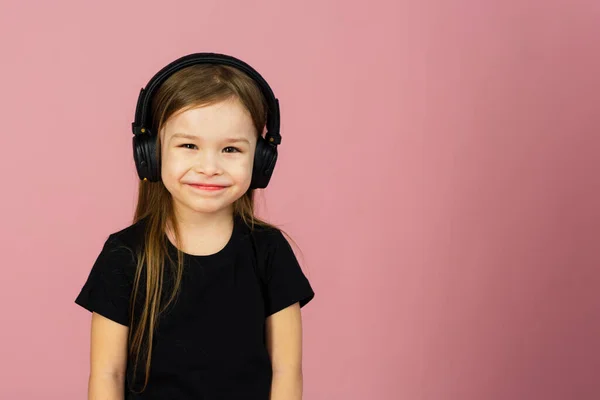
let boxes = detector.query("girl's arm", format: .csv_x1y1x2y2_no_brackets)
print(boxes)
88,312,129,400
265,302,304,400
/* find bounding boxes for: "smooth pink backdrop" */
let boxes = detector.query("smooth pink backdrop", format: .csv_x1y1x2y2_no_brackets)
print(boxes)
1,0,599,399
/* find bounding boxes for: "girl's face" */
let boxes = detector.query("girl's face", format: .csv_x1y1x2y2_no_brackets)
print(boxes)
159,97,257,219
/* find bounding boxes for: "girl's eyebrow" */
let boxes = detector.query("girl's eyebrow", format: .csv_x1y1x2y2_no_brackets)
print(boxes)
169,132,250,144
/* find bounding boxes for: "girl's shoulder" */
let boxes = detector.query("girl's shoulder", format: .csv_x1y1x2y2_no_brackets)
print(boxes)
238,217,294,256
74,218,150,325
239,217,283,241
106,216,150,250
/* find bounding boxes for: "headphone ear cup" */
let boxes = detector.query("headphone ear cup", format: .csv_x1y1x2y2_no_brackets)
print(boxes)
250,136,278,189
133,132,161,182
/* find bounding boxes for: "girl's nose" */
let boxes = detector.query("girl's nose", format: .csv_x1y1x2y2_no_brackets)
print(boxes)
193,151,222,175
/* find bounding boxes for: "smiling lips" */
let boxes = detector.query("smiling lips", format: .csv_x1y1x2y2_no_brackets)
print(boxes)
187,183,228,191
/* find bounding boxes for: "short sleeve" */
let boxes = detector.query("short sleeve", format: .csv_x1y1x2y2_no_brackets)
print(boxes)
264,231,315,317
74,234,136,327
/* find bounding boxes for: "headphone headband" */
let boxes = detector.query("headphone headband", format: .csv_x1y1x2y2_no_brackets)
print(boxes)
131,52,281,146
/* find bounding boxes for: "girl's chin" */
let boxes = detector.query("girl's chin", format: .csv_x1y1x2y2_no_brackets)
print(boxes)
174,197,237,213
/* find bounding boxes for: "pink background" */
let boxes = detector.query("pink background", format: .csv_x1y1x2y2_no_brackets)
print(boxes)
1,0,599,398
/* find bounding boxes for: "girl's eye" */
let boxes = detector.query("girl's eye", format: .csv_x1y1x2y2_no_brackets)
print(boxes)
178,144,241,152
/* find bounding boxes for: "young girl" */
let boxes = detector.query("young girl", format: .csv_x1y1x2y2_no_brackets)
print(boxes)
75,53,315,399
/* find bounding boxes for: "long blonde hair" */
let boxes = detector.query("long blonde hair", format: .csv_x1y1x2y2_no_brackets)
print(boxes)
127,63,281,392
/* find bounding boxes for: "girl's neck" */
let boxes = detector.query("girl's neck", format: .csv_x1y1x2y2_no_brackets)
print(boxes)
165,204,235,256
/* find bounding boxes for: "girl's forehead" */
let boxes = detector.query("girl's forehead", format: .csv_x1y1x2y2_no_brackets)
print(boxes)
161,99,255,140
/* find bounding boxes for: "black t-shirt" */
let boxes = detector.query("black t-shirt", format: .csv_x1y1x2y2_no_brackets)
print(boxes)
74,215,315,399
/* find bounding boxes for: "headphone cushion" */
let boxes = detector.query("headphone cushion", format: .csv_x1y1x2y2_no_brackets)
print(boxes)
133,133,160,182
251,136,278,189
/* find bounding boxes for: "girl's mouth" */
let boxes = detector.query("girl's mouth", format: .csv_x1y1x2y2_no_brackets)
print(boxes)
187,184,228,191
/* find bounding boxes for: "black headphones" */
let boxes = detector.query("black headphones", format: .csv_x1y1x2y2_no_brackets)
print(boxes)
131,52,281,189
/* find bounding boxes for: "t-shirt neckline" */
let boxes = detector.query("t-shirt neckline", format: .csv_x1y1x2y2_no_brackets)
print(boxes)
164,215,244,261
